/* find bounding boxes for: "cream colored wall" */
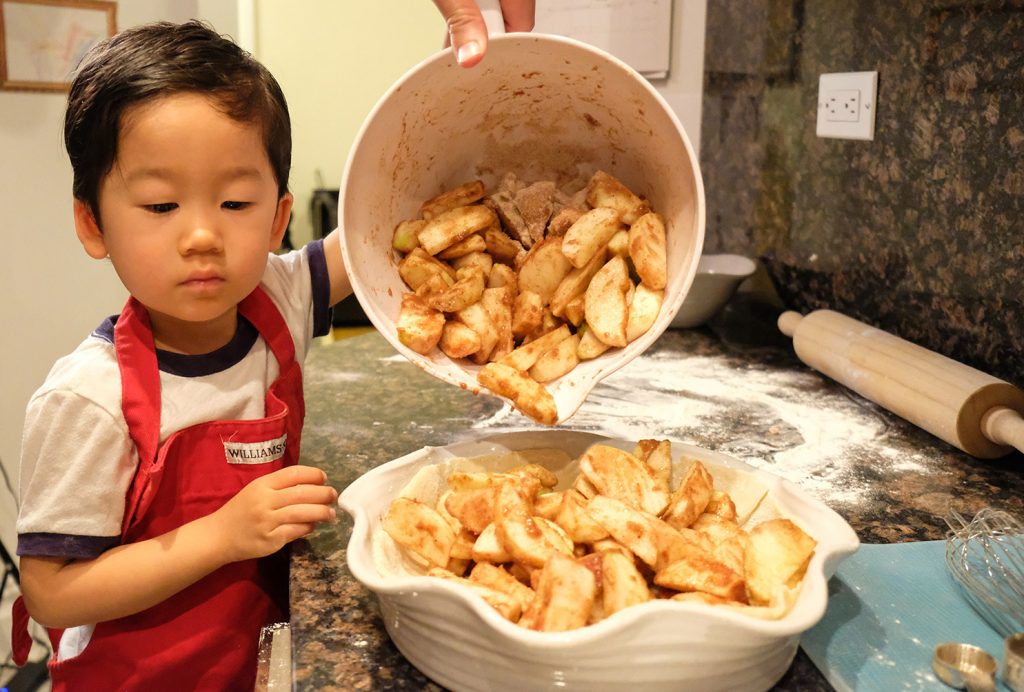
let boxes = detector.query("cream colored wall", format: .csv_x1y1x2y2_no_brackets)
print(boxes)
254,1,707,248
253,1,447,248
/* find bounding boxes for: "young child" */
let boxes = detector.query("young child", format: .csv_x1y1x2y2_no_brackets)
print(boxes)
12,3,534,686
11,20,344,690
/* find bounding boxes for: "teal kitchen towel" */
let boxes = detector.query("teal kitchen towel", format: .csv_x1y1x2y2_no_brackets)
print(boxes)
800,540,1011,691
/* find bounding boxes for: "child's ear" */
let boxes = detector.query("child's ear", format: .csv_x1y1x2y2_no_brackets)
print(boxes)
269,192,294,252
73,200,109,259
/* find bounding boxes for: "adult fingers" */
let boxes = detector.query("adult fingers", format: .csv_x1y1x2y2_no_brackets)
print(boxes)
432,0,488,67
500,0,535,32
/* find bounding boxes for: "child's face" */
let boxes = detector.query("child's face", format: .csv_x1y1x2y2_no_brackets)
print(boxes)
77,92,291,343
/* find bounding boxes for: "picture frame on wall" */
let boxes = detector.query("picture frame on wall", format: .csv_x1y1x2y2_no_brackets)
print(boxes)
0,0,116,92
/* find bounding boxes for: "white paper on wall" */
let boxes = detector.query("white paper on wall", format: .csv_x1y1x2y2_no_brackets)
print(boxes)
534,0,673,79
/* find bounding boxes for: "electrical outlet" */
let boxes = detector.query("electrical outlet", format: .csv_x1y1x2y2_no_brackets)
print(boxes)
816,71,877,140
826,89,860,122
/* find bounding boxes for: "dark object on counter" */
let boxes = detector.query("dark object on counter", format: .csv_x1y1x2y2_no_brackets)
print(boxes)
311,188,371,327
3,661,49,692
310,188,338,241
779,309,1024,459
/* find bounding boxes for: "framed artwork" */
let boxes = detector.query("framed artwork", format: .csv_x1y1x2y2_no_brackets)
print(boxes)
0,0,116,92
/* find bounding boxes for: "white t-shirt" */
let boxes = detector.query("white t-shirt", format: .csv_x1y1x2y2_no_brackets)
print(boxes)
17,241,333,560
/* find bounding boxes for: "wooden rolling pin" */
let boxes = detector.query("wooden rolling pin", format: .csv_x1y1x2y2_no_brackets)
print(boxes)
778,309,1024,459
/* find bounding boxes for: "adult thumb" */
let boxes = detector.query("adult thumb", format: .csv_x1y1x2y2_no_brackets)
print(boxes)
433,0,488,67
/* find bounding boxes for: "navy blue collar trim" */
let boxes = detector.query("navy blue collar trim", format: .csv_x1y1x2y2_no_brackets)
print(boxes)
93,314,260,377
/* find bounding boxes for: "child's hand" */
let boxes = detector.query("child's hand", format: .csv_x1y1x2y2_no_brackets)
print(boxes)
211,465,338,563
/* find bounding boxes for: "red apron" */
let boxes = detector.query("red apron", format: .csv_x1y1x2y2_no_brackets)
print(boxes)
13,286,304,691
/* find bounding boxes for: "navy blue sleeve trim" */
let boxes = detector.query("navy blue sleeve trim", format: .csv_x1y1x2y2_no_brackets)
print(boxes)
307,238,333,337
18,532,119,560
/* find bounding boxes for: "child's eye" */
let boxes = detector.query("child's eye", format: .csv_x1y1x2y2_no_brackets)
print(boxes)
222,201,251,210
145,203,178,214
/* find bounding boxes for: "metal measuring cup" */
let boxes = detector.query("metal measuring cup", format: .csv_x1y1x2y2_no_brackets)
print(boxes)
1005,633,1024,692
933,642,998,692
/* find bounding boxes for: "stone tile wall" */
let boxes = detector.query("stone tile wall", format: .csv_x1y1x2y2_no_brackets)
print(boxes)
700,0,1024,384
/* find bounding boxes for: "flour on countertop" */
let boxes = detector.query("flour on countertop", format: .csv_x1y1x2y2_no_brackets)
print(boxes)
472,349,934,508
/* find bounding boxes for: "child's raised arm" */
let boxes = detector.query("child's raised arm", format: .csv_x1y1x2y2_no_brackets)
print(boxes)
322,229,353,308
19,465,336,629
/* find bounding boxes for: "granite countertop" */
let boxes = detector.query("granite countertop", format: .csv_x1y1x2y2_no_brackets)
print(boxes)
288,296,1023,691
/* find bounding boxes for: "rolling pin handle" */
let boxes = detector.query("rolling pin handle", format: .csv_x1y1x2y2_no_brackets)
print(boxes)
778,311,804,338
981,406,1024,455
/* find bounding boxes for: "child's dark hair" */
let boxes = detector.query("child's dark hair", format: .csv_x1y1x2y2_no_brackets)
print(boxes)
64,20,291,220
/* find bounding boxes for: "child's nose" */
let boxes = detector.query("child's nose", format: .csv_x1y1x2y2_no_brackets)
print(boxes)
180,214,223,255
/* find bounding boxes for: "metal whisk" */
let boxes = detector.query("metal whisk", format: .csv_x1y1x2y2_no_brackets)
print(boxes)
944,508,1024,637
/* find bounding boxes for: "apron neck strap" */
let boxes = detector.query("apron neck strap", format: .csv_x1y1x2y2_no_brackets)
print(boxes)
238,286,296,368
115,298,161,464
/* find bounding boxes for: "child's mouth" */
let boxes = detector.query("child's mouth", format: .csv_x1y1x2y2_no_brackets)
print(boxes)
182,275,224,291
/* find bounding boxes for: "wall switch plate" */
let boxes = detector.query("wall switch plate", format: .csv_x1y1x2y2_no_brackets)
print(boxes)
816,71,877,140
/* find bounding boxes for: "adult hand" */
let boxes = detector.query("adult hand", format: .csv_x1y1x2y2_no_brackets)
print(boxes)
432,0,536,68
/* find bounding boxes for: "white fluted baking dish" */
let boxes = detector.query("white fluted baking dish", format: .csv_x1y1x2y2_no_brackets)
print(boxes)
339,430,859,692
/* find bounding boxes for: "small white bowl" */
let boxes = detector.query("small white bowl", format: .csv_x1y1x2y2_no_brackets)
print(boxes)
339,429,859,692
671,254,758,328
339,34,705,425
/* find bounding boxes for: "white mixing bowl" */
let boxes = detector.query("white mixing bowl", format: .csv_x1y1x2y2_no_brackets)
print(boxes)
339,34,705,424
671,254,758,328
339,429,859,692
